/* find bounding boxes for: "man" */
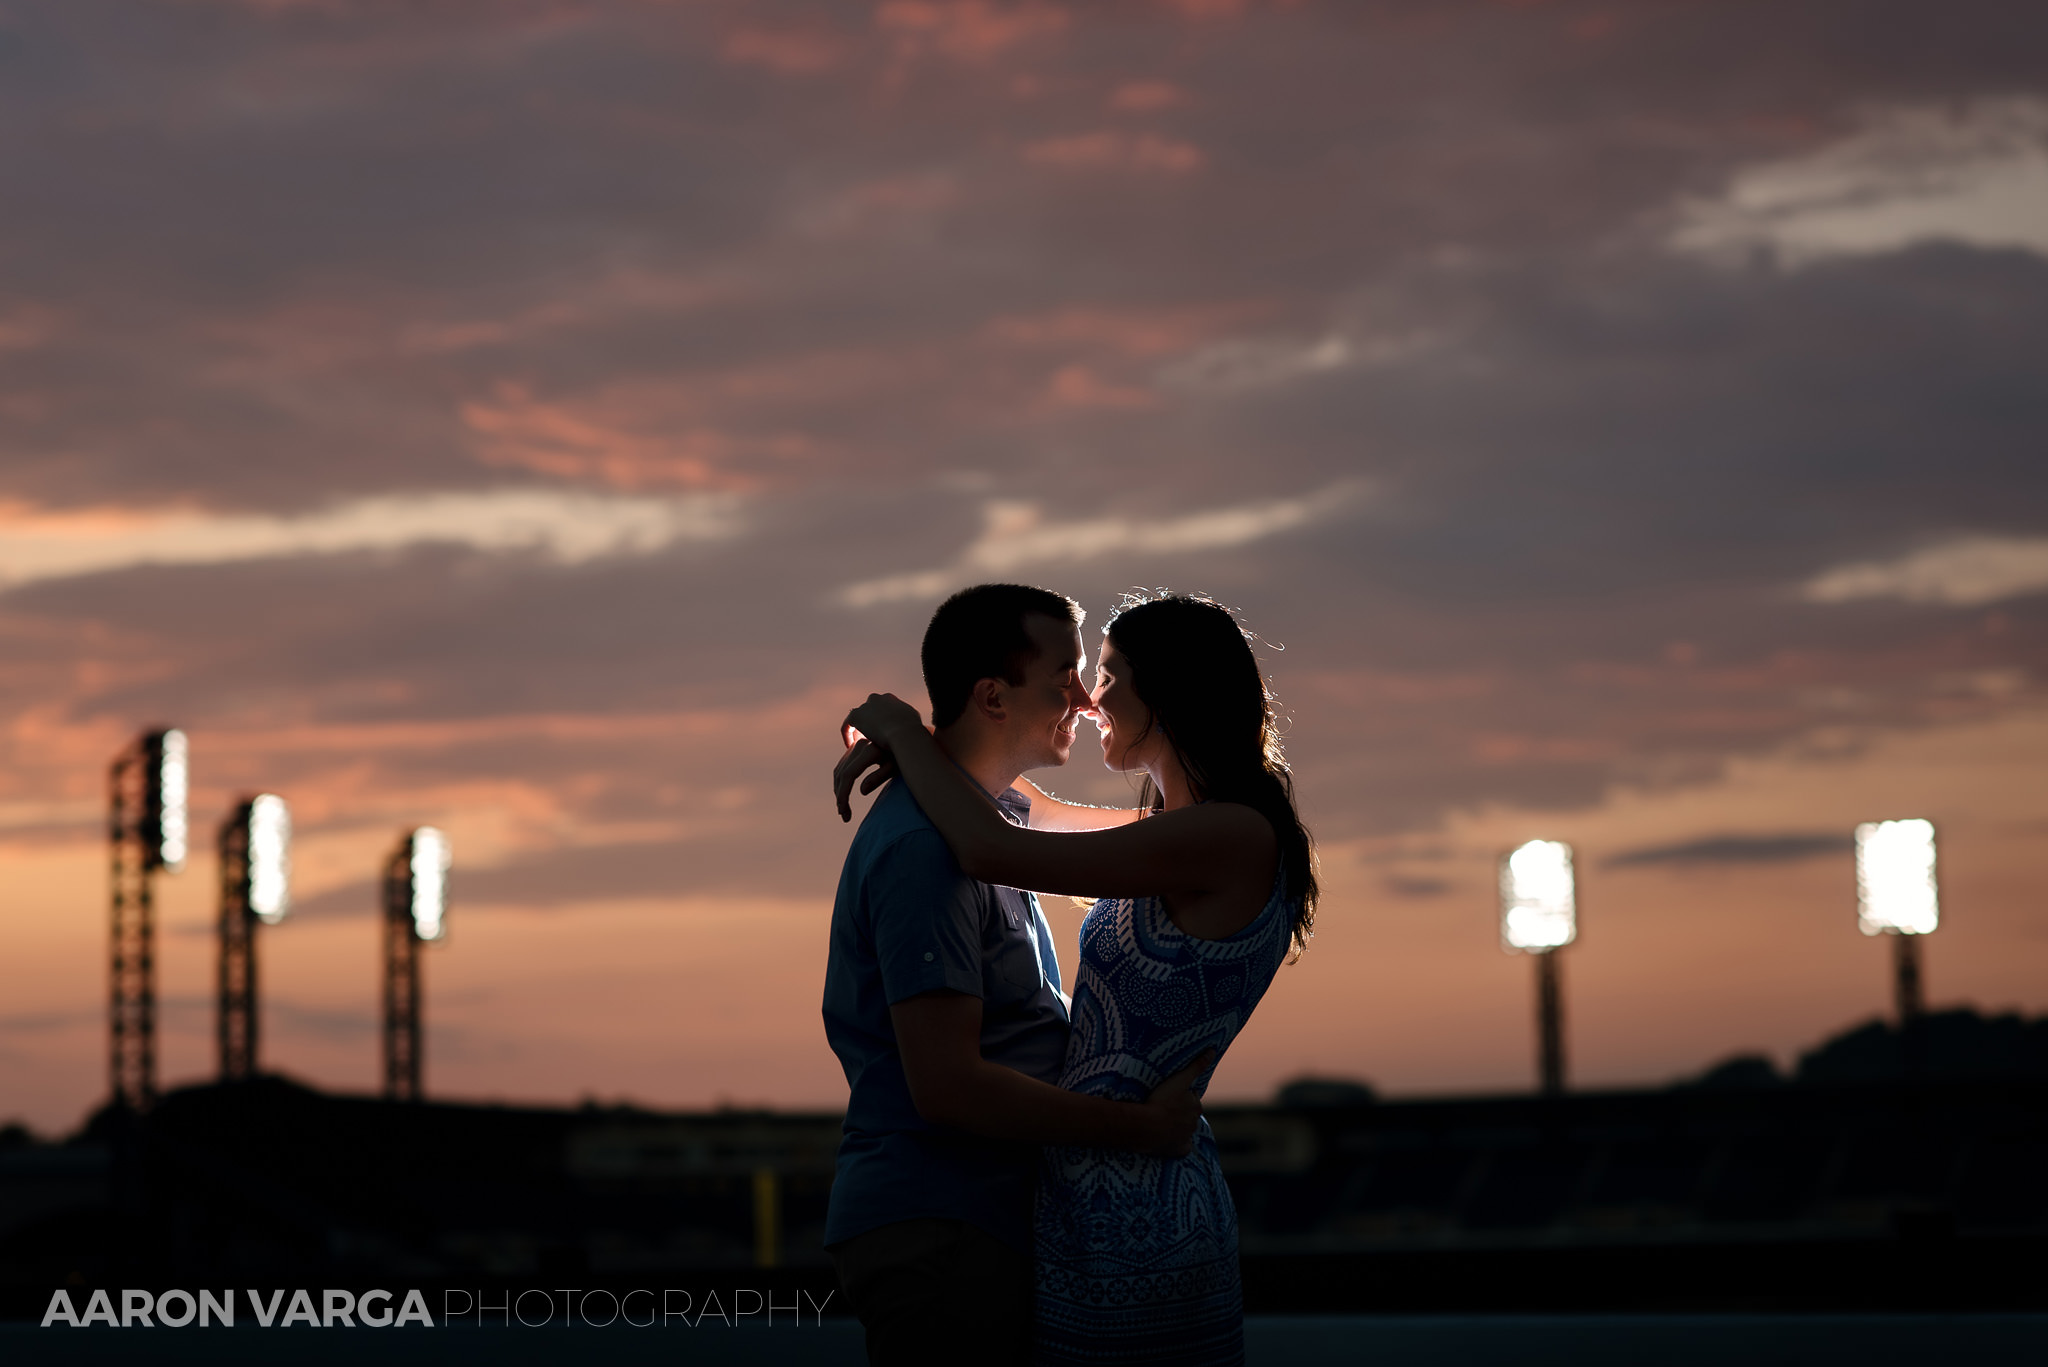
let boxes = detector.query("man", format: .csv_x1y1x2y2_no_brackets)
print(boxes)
821,583,1207,1366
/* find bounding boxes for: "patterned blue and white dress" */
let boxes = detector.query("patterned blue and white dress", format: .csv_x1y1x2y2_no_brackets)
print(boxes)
1033,872,1296,1366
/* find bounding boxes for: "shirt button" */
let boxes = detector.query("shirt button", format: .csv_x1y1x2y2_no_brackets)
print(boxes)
924,952,934,962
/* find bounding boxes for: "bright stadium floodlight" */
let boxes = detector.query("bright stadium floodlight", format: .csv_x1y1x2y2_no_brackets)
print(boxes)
1500,839,1577,1096
247,794,292,925
1855,818,1937,937
1500,839,1577,952
146,728,190,872
1855,818,1938,1022
409,826,450,942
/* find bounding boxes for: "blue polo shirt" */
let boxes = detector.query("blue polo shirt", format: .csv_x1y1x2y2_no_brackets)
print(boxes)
822,777,1069,1252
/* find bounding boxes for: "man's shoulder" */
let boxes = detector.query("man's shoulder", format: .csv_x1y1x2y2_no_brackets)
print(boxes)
847,782,948,867
853,778,935,838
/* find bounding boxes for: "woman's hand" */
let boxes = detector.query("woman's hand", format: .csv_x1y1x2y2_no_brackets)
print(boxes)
834,694,926,822
833,735,898,822
841,693,926,749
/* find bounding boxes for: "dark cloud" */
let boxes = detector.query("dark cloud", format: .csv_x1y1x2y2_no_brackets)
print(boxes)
1605,832,1855,869
0,1007,98,1035
1381,874,1453,900
290,826,845,915
267,1000,379,1045
277,878,383,923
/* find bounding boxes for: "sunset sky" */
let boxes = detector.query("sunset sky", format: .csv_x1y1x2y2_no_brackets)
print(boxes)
3,0,2046,1136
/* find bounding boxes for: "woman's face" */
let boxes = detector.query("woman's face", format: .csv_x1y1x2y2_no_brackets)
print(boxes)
1089,638,1153,773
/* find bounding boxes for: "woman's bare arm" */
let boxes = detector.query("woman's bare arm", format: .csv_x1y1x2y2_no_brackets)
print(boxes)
1011,775,1143,832
832,736,1140,832
847,694,1272,901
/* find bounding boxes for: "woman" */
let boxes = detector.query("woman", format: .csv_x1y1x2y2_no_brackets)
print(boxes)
841,591,1317,1366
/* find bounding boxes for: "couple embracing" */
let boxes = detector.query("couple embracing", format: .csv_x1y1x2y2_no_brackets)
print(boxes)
821,584,1317,1366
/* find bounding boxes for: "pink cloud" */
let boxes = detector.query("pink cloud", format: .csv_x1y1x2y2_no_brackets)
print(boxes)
1108,79,1188,113
875,0,1069,62
459,384,810,491
196,694,849,756
1043,364,1158,410
797,173,960,238
1022,130,1204,172
1302,667,1503,706
1152,0,1250,17
0,306,62,352
1469,732,1622,764
721,26,848,75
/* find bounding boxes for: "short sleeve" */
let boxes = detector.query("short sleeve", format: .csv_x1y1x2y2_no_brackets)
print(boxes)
870,829,986,1005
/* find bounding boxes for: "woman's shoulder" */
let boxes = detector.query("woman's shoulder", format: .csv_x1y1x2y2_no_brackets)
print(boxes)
1157,803,1280,887
1146,799,1278,847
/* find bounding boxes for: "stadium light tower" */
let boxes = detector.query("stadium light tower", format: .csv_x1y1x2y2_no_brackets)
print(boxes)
218,795,291,1081
1500,839,1577,1096
107,728,188,1111
382,827,450,1102
1855,818,1938,1023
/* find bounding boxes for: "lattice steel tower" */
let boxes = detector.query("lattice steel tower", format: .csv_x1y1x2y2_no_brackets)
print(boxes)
218,794,291,1081
218,809,255,1080
108,728,187,1112
382,827,449,1102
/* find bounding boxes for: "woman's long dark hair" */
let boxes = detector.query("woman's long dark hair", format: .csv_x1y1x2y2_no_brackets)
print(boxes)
1104,591,1317,955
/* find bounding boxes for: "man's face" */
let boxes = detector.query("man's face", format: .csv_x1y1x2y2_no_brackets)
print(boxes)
1005,613,1092,772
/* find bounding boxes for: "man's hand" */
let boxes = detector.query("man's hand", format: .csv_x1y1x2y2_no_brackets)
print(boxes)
834,734,898,822
891,992,1221,1153
1138,1049,1217,1158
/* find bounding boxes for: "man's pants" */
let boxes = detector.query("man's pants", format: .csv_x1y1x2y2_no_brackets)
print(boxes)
829,1217,1032,1367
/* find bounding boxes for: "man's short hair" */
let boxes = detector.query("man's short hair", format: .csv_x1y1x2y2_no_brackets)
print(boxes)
921,584,1084,728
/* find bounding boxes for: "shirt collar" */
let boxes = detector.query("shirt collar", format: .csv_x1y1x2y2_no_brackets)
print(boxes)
992,784,1032,828
946,754,1032,828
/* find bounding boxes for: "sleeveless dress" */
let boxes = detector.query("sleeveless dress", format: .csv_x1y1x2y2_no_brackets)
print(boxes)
1032,871,1297,1366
